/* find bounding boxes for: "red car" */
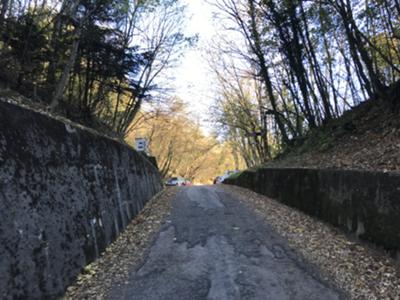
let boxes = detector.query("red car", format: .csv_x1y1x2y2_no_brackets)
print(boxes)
183,180,192,186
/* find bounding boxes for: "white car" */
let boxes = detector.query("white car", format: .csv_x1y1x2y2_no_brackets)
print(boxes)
216,171,239,184
165,177,186,186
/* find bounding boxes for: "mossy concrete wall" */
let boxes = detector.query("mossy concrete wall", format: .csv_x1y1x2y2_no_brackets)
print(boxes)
0,100,163,299
225,168,400,253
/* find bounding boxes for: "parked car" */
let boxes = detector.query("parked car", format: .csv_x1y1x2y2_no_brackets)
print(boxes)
183,179,192,186
214,170,239,184
165,177,186,186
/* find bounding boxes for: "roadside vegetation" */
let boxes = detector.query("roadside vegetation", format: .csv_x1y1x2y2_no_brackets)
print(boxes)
0,0,399,178
129,98,246,183
210,0,400,169
0,0,191,138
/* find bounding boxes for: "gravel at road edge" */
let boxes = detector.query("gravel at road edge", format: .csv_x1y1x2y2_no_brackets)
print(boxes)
222,185,400,300
62,187,178,300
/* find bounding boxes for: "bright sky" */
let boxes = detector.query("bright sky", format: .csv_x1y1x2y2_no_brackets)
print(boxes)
173,0,219,132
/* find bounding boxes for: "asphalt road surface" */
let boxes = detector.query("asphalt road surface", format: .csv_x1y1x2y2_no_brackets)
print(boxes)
108,186,344,300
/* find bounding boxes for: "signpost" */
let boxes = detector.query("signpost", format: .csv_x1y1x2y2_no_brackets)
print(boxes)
135,138,149,154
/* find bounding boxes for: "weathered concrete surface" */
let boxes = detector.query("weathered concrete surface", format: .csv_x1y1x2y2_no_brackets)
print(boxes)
108,186,344,300
0,100,163,299
224,168,400,253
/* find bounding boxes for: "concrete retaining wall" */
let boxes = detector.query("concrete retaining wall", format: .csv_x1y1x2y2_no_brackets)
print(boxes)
0,100,163,299
225,168,400,254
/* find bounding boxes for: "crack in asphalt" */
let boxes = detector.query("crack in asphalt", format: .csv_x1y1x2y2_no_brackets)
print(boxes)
107,186,345,300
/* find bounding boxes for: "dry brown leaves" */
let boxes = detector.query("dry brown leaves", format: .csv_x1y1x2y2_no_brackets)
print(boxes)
62,187,178,300
223,185,400,300
267,100,400,173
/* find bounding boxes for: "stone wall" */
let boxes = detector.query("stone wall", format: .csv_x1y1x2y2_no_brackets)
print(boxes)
225,168,400,254
0,100,163,299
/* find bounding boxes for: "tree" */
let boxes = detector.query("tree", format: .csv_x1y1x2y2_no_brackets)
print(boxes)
0,0,191,138
130,98,244,182
211,0,400,158
112,0,191,136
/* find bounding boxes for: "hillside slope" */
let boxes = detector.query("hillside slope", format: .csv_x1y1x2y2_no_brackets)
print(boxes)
267,92,400,172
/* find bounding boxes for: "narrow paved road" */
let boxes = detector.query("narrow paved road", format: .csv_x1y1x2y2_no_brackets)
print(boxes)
108,186,344,300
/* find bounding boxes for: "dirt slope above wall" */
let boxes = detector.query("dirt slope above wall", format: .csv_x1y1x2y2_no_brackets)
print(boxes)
267,98,400,172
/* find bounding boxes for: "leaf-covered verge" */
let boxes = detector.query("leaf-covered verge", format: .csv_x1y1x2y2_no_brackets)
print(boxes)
223,185,400,300
265,89,400,172
62,187,178,300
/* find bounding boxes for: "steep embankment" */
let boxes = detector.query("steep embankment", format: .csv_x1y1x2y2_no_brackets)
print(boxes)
267,96,400,171
0,99,163,299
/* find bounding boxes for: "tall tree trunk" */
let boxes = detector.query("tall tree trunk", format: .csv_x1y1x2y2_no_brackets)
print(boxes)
46,15,63,88
299,0,332,121
50,25,81,111
333,0,387,96
247,0,290,144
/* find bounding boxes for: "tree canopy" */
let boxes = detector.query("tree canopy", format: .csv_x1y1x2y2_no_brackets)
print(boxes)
210,0,400,166
130,98,245,183
1,0,399,172
0,0,190,137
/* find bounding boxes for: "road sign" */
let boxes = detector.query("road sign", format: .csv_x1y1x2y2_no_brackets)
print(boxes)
135,138,149,153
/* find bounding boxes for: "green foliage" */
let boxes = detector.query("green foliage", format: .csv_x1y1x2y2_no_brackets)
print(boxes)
2,13,48,82
0,0,189,137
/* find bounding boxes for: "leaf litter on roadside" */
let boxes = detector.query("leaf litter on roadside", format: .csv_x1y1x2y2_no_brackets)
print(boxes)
223,185,400,300
62,187,178,300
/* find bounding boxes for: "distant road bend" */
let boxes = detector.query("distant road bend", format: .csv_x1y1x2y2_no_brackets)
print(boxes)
107,186,344,300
